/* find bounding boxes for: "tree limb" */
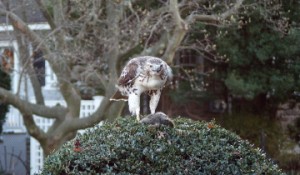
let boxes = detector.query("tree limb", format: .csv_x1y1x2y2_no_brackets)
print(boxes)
186,0,245,25
140,31,169,57
0,8,49,54
105,1,123,81
0,87,67,119
56,97,112,134
220,0,245,19
1,7,81,118
57,79,118,133
23,114,47,144
14,28,45,105
163,0,188,64
35,0,56,29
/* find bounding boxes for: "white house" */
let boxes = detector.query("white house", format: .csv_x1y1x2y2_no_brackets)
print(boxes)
0,2,103,174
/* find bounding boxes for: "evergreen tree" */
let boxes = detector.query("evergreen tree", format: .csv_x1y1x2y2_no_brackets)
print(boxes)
215,2,300,113
0,69,11,134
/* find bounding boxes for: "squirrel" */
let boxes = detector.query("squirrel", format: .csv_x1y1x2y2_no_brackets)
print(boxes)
139,112,174,128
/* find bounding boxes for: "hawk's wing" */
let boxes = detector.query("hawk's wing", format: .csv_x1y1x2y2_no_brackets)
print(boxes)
118,61,139,86
110,61,140,101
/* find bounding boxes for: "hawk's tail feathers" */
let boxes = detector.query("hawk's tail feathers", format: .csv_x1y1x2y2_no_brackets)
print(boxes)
110,91,128,101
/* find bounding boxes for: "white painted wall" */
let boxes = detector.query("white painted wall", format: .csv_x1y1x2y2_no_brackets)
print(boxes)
0,27,103,174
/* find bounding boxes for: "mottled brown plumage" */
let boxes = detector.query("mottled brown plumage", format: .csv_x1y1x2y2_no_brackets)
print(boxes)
110,56,173,121
118,62,138,86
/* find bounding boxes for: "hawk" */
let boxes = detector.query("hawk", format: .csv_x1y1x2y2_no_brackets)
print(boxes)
110,56,173,121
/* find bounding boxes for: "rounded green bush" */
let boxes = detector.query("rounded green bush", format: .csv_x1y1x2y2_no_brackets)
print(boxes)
42,117,284,175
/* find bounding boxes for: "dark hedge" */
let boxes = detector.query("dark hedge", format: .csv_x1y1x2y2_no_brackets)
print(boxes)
41,117,284,175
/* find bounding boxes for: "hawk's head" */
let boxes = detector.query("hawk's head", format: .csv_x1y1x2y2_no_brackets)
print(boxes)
145,61,164,76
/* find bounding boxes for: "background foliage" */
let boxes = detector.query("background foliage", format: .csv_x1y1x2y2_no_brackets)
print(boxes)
214,0,300,114
0,69,10,134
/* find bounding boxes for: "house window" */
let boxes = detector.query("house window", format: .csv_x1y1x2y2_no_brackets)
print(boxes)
174,50,205,91
0,48,14,73
176,49,204,72
33,49,45,86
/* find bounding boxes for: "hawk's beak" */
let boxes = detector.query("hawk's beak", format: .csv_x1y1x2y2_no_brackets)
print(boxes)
156,64,163,73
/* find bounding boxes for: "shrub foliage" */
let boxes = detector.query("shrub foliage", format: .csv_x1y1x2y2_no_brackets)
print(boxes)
42,117,284,174
0,69,11,134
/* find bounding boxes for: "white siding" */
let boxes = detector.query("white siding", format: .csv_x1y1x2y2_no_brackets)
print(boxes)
0,37,103,175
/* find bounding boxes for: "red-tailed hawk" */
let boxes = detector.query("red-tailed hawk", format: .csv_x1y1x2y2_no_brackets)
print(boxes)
110,56,173,121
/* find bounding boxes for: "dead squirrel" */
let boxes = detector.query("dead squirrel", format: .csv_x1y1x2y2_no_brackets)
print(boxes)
140,112,174,127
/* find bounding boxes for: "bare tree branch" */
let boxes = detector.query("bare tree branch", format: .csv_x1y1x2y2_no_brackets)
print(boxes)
140,31,168,56
186,0,245,25
0,8,49,54
163,0,189,64
0,4,81,118
14,29,45,105
23,114,47,145
0,87,67,119
60,97,112,133
105,1,124,82
35,0,56,29
220,0,245,19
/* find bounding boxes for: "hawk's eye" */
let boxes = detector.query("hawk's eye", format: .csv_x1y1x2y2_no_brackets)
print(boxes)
149,65,152,68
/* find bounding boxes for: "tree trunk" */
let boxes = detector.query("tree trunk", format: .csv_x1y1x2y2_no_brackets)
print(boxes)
105,101,125,122
42,131,77,157
227,94,232,115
